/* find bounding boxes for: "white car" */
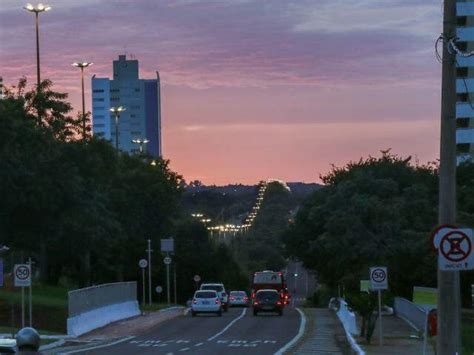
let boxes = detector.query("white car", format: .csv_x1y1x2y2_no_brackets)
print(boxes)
200,283,229,311
191,290,222,317
229,291,249,307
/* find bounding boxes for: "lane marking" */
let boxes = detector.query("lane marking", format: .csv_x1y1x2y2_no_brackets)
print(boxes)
179,347,190,351
60,336,136,354
195,342,204,347
273,307,306,355
207,308,247,341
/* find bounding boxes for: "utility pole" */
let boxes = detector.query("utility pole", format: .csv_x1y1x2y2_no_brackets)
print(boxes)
147,239,152,305
174,263,177,305
438,1,461,353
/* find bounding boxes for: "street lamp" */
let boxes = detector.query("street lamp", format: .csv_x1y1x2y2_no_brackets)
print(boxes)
23,3,51,89
131,138,149,154
72,62,93,140
0,245,9,254
110,106,126,151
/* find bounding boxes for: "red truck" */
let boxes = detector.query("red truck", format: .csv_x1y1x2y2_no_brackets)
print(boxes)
251,270,291,305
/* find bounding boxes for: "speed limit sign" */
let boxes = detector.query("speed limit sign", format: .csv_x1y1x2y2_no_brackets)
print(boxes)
14,264,31,287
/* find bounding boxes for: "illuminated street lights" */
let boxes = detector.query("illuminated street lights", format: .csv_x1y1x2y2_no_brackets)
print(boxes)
72,62,93,140
109,106,126,151
23,3,51,89
131,138,149,154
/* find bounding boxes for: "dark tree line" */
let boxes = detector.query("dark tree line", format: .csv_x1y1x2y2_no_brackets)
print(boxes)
283,152,474,307
0,79,248,296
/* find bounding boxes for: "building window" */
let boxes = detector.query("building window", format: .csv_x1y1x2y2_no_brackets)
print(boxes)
93,98,105,102
94,115,105,119
94,106,104,110
93,89,104,93
457,67,468,78
95,132,105,137
110,89,120,93
134,88,140,92
131,105,140,110
93,123,105,128
457,143,470,153
457,93,469,102
131,131,141,135
457,16,467,27
111,97,119,101
457,117,470,128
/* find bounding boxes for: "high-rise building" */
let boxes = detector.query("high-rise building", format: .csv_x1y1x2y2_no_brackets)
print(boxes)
91,55,162,157
456,1,474,163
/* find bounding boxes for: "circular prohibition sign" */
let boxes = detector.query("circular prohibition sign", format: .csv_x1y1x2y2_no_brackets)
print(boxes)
15,265,30,280
440,230,472,262
371,268,386,283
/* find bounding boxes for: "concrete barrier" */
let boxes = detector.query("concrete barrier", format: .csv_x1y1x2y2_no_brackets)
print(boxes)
336,298,359,336
67,282,140,337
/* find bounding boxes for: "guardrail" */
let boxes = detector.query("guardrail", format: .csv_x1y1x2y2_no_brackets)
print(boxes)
393,297,426,332
67,282,140,337
336,298,359,336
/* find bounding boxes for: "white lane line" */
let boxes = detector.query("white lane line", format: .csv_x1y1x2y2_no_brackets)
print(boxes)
207,308,247,341
273,307,306,355
195,342,204,347
60,336,136,354
179,347,190,351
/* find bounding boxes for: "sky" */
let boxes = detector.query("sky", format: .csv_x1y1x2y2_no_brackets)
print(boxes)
0,0,443,185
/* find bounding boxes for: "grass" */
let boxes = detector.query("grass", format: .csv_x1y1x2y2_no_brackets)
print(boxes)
0,283,68,334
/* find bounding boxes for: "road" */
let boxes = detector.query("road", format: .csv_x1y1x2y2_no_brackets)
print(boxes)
66,262,317,355
77,306,302,354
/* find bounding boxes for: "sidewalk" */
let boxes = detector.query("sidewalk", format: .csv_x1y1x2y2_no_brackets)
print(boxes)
355,314,435,355
291,308,352,354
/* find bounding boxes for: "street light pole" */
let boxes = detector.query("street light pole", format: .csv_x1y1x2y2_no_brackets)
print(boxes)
110,106,125,151
72,62,93,140
72,62,93,139
23,3,51,89
131,138,149,154
438,1,461,353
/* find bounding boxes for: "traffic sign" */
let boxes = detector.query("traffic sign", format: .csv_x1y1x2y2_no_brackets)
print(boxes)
438,228,474,271
431,224,457,251
360,280,370,292
14,264,31,287
138,259,148,268
161,238,174,252
370,266,388,290
155,286,163,293
163,256,172,265
193,275,201,283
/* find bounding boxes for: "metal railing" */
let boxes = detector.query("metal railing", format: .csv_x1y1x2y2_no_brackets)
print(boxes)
393,297,427,332
68,282,137,317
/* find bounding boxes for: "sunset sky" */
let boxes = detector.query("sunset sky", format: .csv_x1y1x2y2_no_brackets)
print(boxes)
0,0,443,185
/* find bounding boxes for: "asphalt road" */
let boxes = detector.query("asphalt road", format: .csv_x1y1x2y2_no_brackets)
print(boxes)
78,306,302,355
65,262,316,355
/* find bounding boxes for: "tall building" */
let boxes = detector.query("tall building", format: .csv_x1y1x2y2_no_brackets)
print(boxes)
91,55,162,157
456,1,474,163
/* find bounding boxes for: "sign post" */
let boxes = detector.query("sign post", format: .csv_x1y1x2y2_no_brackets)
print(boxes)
146,240,153,305
155,286,163,303
194,274,201,290
138,259,148,306
370,267,388,346
0,259,3,287
164,256,172,305
27,258,33,327
413,287,438,355
14,264,31,328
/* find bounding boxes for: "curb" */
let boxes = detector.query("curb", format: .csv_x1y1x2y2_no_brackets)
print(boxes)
40,339,66,351
274,307,306,355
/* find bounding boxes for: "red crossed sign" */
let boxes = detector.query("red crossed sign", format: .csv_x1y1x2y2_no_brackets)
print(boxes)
440,230,472,262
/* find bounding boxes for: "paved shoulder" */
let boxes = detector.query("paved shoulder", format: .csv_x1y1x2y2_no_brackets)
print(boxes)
293,308,351,354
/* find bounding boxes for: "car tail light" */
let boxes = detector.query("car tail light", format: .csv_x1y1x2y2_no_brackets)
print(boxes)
215,299,221,304
243,297,249,301
253,300,259,305
251,292,255,299
285,295,289,299
230,296,235,301
192,299,197,304
277,301,282,305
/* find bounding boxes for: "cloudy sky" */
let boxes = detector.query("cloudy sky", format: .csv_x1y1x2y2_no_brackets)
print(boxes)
0,0,443,184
